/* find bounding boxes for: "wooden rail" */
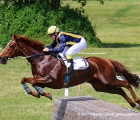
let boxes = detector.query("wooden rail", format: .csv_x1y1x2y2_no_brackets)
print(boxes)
51,96,140,120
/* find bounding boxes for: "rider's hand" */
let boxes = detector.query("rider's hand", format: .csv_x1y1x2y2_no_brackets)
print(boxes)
43,47,49,52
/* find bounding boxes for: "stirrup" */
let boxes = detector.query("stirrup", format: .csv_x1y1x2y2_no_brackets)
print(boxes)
63,70,74,77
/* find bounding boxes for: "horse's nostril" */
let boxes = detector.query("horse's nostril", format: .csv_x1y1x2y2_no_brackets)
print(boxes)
0,58,8,64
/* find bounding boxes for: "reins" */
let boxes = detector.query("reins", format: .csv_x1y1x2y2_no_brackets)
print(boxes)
21,52,44,59
21,52,65,66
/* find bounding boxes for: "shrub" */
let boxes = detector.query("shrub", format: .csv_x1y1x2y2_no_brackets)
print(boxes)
0,3,102,48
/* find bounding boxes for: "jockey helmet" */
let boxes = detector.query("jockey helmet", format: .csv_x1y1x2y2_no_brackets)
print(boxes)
47,26,60,35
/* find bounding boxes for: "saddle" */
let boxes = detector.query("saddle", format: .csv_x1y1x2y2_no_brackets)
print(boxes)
63,57,89,88
56,53,89,70
73,57,89,70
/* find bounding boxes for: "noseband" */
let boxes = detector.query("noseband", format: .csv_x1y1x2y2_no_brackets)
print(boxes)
0,40,18,59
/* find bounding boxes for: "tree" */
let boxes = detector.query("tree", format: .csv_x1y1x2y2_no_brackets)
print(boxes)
0,0,102,47
1,0,104,9
1,0,57,8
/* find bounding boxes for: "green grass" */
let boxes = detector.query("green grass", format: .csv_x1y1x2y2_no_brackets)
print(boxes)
68,0,140,44
1,0,140,119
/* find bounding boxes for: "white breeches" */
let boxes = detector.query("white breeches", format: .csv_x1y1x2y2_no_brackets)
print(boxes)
60,37,87,57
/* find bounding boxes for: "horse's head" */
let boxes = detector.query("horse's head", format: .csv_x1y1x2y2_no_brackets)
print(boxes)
0,34,21,64
0,34,45,64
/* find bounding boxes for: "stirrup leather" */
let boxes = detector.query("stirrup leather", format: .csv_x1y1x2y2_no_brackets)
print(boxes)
66,59,74,77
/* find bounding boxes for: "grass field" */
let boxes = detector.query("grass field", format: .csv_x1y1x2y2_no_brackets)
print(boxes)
1,0,140,119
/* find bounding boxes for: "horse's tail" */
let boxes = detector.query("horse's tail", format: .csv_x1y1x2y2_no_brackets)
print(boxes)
109,59,139,88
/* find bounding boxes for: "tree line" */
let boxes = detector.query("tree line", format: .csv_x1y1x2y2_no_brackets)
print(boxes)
0,0,102,48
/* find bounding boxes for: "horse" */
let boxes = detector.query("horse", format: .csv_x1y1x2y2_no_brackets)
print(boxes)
0,34,140,110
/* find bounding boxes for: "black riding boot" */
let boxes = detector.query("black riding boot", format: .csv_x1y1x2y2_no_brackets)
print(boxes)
67,59,74,77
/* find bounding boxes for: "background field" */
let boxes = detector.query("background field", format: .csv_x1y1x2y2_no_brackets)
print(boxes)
1,0,140,119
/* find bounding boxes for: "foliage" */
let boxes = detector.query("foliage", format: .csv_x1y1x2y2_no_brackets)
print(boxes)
0,1,102,48
1,0,104,8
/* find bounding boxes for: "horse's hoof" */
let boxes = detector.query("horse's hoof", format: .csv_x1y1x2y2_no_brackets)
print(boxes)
46,93,52,100
32,92,40,98
135,103,140,110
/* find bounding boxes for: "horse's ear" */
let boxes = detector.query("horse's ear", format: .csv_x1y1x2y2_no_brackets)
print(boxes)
12,34,17,40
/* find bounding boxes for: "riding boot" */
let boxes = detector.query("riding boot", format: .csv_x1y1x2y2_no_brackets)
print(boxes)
67,59,74,77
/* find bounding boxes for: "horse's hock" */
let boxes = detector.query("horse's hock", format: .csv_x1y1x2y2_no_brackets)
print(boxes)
51,96,140,120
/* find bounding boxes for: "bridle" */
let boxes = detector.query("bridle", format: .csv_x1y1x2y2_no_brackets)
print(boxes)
1,40,44,65
0,40,19,59
6,40,31,59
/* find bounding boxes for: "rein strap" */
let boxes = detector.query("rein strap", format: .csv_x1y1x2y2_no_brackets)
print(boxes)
21,52,44,59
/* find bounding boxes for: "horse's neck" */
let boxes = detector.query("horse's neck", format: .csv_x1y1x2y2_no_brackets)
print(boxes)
46,54,58,62
43,54,61,67
29,53,56,66
19,44,42,63
20,43,42,57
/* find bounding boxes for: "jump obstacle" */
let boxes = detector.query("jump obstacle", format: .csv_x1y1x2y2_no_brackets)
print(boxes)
51,96,140,120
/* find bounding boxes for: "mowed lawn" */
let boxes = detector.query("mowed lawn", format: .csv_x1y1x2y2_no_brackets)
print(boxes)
1,0,140,120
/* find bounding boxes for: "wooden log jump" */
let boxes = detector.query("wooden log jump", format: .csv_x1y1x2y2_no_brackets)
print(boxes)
51,96,140,120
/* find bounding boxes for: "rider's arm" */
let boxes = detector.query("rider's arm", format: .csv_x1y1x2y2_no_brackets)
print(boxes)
48,40,57,48
43,40,57,51
47,35,66,54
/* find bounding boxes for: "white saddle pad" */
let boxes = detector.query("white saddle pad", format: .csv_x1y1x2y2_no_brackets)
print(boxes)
73,57,89,70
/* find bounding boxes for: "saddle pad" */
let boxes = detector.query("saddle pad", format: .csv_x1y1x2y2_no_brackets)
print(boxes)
73,57,89,70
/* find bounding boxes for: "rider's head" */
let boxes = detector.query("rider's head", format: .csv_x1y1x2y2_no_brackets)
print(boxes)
47,26,60,40
47,26,59,35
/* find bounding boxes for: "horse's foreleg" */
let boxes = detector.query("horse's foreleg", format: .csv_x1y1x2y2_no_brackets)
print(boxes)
33,86,52,100
21,77,52,100
22,83,40,98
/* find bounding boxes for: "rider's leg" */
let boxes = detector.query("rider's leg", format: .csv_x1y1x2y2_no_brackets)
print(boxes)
65,38,86,77
66,54,74,77
59,47,72,76
59,53,74,77
59,46,69,66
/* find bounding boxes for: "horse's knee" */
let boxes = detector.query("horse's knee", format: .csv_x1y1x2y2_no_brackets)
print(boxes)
21,77,36,85
31,80,37,86
21,78,26,84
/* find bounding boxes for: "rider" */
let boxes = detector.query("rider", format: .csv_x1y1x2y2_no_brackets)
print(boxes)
43,26,87,77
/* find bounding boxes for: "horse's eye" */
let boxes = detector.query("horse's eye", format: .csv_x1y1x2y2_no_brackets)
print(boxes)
10,46,14,48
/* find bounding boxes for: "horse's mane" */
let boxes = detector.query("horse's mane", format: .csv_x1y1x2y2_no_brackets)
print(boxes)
14,34,45,47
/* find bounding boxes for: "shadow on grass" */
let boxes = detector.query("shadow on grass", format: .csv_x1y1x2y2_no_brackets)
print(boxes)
102,43,140,48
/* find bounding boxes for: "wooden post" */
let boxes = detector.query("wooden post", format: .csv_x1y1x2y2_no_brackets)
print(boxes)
64,88,69,97
77,85,81,96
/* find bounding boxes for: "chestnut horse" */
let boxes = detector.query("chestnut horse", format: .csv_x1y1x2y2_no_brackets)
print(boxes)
0,34,140,109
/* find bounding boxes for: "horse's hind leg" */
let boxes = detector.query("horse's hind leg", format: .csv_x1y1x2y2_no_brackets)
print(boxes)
111,79,140,107
88,80,138,109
